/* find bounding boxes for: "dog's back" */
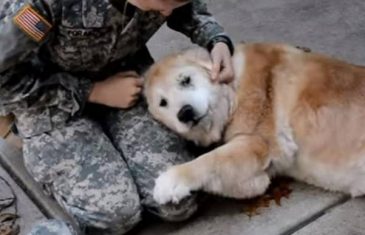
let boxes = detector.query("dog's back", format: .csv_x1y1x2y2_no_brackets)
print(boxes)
229,43,365,195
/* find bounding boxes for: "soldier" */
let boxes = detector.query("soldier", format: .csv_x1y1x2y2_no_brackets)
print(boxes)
0,0,234,234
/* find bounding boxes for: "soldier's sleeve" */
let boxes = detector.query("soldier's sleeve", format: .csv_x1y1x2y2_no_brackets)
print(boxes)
167,0,234,54
0,0,93,117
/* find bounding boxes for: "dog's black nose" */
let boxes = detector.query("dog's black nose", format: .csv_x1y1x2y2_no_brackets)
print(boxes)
178,105,195,124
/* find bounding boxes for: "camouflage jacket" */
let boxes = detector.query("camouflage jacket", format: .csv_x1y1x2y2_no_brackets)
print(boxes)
0,0,230,138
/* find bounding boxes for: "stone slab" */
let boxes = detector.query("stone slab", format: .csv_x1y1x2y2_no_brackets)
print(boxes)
148,0,365,65
134,183,347,235
293,199,365,235
0,165,45,235
0,139,79,233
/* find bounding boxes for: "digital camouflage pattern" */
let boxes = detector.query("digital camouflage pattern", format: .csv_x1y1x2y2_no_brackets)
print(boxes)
28,220,77,235
0,0,226,138
23,117,142,235
104,102,198,222
0,0,229,234
23,103,198,235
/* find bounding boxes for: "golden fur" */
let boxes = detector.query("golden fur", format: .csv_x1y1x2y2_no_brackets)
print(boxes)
144,43,365,204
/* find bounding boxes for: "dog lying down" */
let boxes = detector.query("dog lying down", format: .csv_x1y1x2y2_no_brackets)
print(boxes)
144,43,365,205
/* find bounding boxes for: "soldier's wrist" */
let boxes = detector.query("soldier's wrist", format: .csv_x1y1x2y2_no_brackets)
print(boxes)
207,35,235,56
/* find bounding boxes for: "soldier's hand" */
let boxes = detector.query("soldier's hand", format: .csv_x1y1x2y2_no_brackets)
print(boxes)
89,71,143,109
210,42,235,84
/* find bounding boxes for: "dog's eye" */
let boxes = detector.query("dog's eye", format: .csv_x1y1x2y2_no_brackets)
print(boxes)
159,98,168,107
180,76,191,87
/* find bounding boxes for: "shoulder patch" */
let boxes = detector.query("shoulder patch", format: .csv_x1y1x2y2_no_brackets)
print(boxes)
13,4,52,42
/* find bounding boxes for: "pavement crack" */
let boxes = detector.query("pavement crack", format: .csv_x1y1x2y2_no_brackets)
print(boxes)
280,196,350,235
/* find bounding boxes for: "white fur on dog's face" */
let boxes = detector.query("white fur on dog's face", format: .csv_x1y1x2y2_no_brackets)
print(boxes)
147,64,218,140
145,49,235,146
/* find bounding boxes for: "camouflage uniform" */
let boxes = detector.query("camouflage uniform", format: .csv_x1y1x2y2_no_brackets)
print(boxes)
0,0,232,234
28,220,77,235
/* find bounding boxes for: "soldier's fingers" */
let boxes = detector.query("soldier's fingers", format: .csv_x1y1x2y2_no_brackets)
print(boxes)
218,55,234,83
219,67,234,83
132,94,142,102
222,70,234,83
128,97,139,107
211,59,221,82
125,97,135,107
134,78,144,87
133,86,142,95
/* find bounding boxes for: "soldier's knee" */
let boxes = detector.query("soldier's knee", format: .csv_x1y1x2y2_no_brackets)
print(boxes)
149,196,198,222
74,203,142,234
63,192,142,234
105,203,142,234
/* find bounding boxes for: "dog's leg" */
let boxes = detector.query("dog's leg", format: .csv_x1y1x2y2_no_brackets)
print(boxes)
153,135,271,204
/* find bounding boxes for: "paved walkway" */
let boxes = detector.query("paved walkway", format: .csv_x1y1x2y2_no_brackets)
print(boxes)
1,0,365,234
0,166,45,235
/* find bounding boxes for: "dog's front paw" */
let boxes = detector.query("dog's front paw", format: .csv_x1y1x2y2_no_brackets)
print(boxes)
153,168,192,205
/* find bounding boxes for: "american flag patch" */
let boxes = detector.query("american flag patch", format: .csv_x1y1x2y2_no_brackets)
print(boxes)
13,5,52,42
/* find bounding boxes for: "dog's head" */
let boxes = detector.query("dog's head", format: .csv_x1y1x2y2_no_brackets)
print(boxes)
145,48,233,146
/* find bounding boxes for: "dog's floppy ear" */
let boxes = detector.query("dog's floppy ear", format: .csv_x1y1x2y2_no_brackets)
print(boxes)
180,47,213,72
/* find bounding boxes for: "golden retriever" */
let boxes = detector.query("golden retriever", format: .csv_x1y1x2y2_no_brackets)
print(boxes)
144,43,365,204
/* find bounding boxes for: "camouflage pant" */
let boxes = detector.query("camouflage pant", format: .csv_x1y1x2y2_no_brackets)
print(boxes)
27,220,77,235
23,102,197,235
